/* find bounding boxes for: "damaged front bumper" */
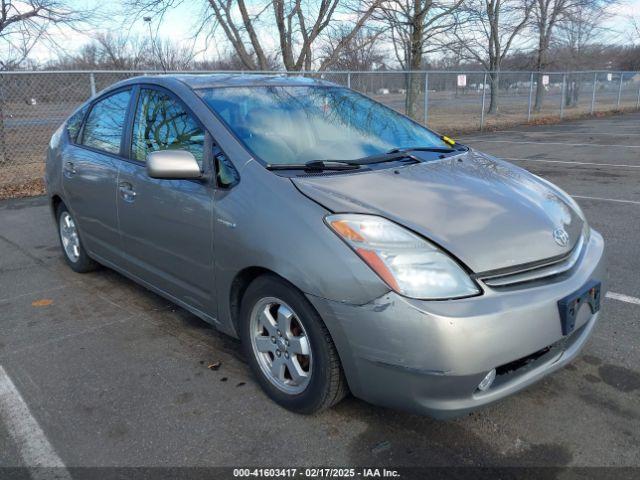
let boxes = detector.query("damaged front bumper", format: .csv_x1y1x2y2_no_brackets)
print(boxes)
306,230,606,418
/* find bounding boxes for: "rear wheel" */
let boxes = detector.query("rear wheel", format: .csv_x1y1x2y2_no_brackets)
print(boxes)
240,275,347,413
56,204,98,273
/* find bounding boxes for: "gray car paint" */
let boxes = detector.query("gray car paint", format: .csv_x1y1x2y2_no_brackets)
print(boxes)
116,158,216,313
45,74,606,417
60,136,122,263
308,229,605,418
293,150,583,273
47,76,391,335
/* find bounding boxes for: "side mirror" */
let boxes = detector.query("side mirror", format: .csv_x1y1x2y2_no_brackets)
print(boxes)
146,150,202,179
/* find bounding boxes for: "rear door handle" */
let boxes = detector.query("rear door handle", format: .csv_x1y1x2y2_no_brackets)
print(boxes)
63,161,76,177
118,182,136,202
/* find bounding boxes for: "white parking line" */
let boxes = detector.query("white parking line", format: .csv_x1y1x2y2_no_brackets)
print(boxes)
606,292,640,305
505,158,640,169
466,130,640,137
571,195,640,205
466,139,640,148
0,366,71,479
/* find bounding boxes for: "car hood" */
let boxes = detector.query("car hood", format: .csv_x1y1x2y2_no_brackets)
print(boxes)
292,150,584,273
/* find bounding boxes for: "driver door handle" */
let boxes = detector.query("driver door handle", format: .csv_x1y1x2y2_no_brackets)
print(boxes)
118,182,136,202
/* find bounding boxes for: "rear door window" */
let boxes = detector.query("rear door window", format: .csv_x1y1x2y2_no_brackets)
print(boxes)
81,90,132,155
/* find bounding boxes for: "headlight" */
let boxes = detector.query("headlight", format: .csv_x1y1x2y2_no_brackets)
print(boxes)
326,214,480,300
565,194,590,241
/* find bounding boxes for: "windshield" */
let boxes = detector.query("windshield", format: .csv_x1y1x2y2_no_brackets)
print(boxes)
199,85,450,166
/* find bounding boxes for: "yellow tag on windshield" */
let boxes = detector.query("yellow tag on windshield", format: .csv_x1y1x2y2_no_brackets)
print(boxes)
442,135,456,146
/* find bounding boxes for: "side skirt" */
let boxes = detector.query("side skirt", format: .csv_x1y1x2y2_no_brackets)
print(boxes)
90,252,221,329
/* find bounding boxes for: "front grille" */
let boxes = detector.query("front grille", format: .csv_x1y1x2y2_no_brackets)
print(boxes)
477,234,585,288
488,323,586,390
496,346,552,376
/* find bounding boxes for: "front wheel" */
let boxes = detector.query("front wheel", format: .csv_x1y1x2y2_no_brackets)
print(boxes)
240,275,348,414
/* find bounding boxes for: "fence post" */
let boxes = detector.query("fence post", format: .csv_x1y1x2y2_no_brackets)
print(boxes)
560,73,566,119
527,72,534,122
347,72,351,89
616,72,623,108
423,72,429,126
590,72,597,115
637,82,640,109
89,73,96,97
0,74,6,167
480,73,487,131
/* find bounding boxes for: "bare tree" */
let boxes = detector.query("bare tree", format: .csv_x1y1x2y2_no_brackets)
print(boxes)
376,0,464,119
556,3,610,107
379,0,463,70
51,42,99,69
129,0,383,71
617,45,640,71
630,14,640,43
0,27,45,69
531,0,613,111
151,37,196,70
532,0,565,110
310,2,386,71
49,32,148,70
48,31,198,71
195,51,249,70
95,33,149,70
0,0,88,69
321,27,386,70
454,0,533,114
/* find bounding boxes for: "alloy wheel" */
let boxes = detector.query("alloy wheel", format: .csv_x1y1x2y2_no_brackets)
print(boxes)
249,297,313,395
59,211,80,263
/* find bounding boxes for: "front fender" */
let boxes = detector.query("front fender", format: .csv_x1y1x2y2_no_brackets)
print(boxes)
212,161,389,336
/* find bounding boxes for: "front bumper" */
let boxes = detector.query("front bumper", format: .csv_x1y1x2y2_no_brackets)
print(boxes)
307,230,606,418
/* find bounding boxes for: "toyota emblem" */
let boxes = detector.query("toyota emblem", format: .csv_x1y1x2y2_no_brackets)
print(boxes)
553,227,570,247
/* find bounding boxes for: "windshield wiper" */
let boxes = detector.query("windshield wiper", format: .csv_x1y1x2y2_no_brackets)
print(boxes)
266,160,361,171
386,146,462,154
346,151,422,166
345,144,469,167
267,146,466,171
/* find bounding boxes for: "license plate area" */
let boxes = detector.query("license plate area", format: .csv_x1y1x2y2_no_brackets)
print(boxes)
558,280,601,336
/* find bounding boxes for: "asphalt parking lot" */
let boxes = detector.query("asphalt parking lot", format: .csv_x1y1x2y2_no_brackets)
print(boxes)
1,112,639,474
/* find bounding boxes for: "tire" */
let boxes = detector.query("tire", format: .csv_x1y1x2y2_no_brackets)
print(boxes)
240,274,348,414
56,203,98,273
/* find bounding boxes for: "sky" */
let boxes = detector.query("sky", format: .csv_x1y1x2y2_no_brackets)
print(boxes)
18,0,640,66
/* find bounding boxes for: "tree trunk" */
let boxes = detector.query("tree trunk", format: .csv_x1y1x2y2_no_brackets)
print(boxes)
534,78,543,111
488,72,499,114
572,77,580,107
534,31,550,112
405,72,422,120
405,1,424,121
564,76,579,108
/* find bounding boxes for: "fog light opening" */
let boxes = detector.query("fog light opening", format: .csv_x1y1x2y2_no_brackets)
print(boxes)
477,369,496,392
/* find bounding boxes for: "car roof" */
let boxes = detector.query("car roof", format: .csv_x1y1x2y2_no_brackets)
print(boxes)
113,73,339,91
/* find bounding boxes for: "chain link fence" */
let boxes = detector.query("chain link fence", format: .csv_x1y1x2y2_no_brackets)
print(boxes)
1,69,639,198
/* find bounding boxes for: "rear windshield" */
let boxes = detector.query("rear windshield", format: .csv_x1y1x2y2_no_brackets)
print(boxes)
199,85,449,165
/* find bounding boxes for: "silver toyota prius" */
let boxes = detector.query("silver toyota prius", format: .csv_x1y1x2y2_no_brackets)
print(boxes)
45,74,606,418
